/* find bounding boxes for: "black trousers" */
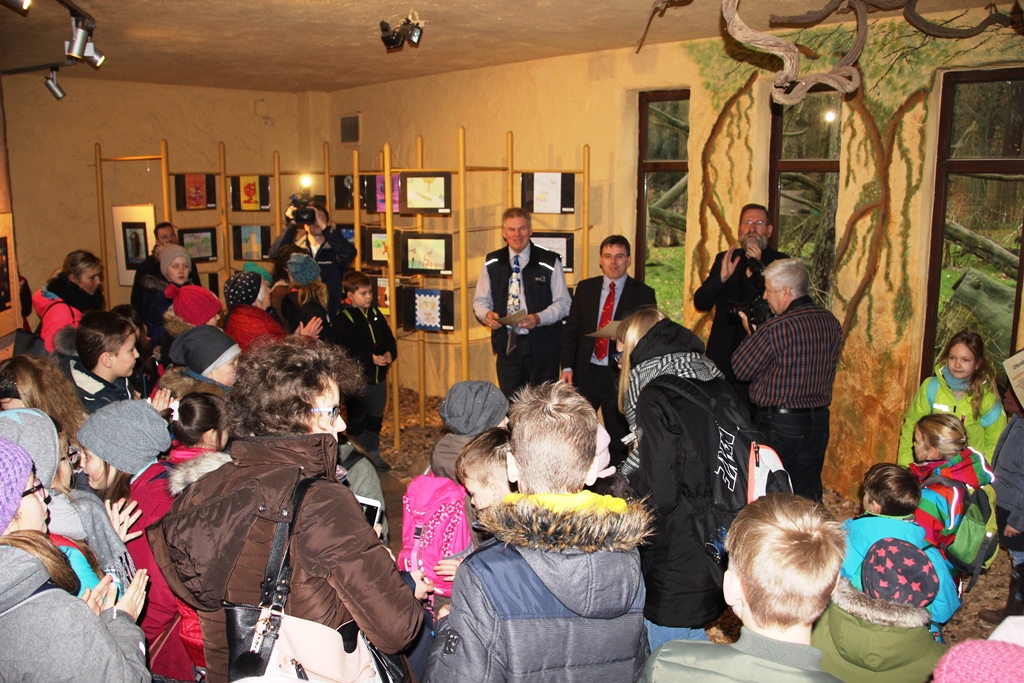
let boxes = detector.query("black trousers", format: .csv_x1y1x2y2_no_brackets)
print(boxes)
576,362,630,467
495,334,560,400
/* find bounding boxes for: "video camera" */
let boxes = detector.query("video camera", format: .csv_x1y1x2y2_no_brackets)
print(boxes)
725,251,773,328
289,194,327,226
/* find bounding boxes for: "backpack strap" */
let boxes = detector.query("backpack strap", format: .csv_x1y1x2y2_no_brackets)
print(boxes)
926,376,939,408
980,398,1004,428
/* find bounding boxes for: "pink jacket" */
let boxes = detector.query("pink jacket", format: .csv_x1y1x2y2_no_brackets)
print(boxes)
31,289,80,353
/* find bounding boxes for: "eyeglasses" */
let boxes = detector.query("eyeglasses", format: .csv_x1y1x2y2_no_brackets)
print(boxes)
741,220,766,227
610,349,624,367
66,445,80,468
310,405,342,422
22,477,45,499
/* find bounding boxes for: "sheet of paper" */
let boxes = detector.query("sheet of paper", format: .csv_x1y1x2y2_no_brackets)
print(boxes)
1004,348,1024,401
497,309,528,326
586,320,620,339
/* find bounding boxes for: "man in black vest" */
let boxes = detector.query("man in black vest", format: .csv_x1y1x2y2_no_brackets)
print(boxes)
474,207,571,399
559,235,656,466
693,203,787,413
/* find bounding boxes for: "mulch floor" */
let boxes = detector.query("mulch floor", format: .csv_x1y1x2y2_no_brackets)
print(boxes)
378,387,1009,646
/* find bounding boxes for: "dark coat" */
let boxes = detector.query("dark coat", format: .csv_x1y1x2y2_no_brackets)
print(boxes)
270,224,357,317
484,243,562,360
148,433,423,683
130,254,201,313
331,303,397,385
560,274,656,383
630,321,729,627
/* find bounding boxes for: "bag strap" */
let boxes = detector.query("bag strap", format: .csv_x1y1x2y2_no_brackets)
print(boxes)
926,376,939,407
29,300,72,339
258,477,317,610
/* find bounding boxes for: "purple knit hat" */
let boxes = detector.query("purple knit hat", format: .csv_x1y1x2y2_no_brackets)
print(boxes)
862,537,939,607
0,437,36,532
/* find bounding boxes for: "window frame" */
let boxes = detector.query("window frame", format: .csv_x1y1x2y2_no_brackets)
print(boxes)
635,88,690,282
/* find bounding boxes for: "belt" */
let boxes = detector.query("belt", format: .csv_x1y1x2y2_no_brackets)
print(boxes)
764,406,825,414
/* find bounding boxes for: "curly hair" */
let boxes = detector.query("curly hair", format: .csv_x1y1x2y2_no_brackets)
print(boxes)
228,336,364,437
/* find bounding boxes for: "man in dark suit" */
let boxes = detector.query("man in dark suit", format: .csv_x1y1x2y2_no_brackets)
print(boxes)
560,235,656,466
693,203,787,413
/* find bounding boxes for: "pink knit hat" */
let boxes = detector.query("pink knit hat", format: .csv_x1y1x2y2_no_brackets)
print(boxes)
933,639,1024,682
165,284,222,326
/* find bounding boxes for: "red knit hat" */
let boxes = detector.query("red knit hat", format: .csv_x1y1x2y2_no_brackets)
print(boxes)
164,284,222,326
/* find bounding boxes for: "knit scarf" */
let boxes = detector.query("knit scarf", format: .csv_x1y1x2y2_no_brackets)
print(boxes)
45,273,105,313
47,489,136,589
941,365,970,393
618,351,723,478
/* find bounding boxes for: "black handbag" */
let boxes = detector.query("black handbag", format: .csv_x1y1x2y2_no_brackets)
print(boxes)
223,477,406,682
14,301,71,358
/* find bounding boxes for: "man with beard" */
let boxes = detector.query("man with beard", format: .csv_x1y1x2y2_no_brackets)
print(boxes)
693,204,787,412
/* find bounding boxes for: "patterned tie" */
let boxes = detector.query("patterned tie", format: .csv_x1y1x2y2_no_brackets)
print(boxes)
595,281,616,361
506,255,521,354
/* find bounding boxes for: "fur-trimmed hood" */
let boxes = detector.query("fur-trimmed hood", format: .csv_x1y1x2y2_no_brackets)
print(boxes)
830,579,931,629
162,310,195,339
158,366,227,400
140,273,172,291
479,494,652,553
169,450,232,496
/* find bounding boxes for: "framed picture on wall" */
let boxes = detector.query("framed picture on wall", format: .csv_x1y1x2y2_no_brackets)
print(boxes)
521,172,575,214
366,173,400,214
177,227,218,262
111,204,155,286
374,276,392,315
230,176,271,211
174,174,218,211
333,175,355,210
361,228,396,266
402,287,454,332
399,233,453,276
531,231,575,272
0,214,17,337
399,171,452,215
232,225,272,261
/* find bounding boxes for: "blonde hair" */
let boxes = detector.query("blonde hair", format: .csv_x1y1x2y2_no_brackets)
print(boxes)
915,413,968,461
725,493,845,629
507,382,597,494
615,307,666,412
297,281,329,312
456,427,511,486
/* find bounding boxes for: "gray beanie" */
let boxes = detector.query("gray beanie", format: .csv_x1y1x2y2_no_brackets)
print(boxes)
169,325,240,377
287,253,321,286
77,401,171,475
159,244,191,279
439,381,509,436
0,409,61,488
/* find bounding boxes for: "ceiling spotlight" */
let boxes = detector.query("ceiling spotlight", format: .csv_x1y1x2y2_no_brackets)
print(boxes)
44,69,65,100
0,0,31,14
404,21,423,46
380,20,405,50
83,40,104,67
67,21,89,59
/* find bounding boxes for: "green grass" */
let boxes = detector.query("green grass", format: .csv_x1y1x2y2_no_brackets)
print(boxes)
645,245,687,322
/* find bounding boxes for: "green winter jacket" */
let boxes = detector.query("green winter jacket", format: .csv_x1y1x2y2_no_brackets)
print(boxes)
811,581,947,683
897,364,1005,467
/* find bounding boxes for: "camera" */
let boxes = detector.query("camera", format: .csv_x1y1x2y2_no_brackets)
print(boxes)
290,195,317,226
724,251,773,328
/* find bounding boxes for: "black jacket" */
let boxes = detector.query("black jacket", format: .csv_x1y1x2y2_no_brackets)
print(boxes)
270,224,357,317
484,243,562,360
130,254,200,313
331,303,397,384
629,320,728,627
692,246,787,380
560,275,656,384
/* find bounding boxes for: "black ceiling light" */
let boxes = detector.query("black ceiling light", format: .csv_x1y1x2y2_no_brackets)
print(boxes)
380,11,424,52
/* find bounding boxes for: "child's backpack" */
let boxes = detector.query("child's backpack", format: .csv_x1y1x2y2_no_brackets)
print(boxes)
397,473,473,598
922,472,999,590
656,375,793,581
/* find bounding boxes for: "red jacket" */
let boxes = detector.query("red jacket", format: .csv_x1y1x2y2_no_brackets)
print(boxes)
129,462,194,680
223,303,285,352
31,290,80,353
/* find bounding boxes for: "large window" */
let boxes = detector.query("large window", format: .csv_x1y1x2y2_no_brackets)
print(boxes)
768,91,842,305
637,90,689,319
924,68,1024,384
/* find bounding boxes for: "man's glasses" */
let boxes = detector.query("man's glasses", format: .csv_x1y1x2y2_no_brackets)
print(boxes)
22,477,45,499
310,405,342,422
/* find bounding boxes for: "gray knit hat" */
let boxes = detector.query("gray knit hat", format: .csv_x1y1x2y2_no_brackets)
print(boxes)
159,244,191,279
439,381,509,436
169,325,241,377
0,408,61,488
77,401,171,475
287,253,321,286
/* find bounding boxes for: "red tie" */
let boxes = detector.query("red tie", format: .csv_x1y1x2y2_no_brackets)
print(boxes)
595,282,616,361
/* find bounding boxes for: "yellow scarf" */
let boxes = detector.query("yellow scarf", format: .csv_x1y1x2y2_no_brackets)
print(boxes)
503,490,628,514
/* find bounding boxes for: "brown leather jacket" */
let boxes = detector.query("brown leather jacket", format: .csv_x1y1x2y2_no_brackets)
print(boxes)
148,433,423,683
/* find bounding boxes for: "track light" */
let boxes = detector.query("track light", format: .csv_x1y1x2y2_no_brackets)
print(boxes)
0,0,31,14
83,40,104,67
67,21,89,59
44,69,65,100
380,12,424,51
405,22,423,46
380,21,405,50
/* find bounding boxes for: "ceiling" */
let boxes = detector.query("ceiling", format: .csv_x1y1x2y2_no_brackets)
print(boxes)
0,0,997,93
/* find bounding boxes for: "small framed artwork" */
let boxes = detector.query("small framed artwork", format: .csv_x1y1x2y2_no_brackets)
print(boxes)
0,214,16,336
402,288,454,332
399,171,452,215
399,233,453,276
230,176,271,211
337,223,355,242
531,231,575,273
111,204,154,286
333,175,355,210
366,173,400,214
361,228,395,266
521,172,575,214
374,276,392,315
174,174,218,211
207,272,220,298
232,225,272,261
177,227,218,262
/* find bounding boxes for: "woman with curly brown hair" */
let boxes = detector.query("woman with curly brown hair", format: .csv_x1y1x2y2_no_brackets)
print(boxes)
150,336,423,683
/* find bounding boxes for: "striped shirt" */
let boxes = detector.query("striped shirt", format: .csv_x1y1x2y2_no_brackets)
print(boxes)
731,297,842,409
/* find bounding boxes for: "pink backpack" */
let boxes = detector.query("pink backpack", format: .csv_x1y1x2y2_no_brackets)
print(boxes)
397,473,473,597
